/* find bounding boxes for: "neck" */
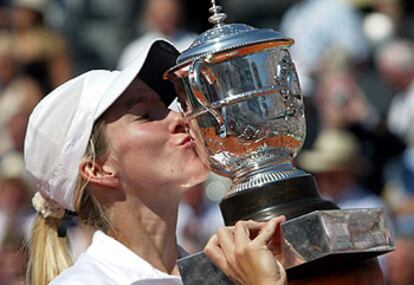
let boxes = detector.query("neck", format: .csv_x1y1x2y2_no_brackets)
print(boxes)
108,198,180,274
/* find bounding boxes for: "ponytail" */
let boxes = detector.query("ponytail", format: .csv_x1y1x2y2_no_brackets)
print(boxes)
27,215,72,285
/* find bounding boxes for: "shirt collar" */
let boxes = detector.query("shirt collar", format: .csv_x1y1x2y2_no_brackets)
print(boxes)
87,230,183,283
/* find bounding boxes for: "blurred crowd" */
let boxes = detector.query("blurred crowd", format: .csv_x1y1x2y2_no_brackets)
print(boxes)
0,0,412,284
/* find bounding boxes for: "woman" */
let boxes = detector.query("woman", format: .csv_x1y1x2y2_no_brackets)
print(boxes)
24,39,287,285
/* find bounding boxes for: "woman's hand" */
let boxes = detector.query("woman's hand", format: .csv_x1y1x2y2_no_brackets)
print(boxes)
204,216,287,285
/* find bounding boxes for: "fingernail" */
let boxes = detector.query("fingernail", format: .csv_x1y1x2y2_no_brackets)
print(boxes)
273,215,286,222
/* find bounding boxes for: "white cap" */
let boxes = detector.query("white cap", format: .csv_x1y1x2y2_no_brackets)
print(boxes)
24,39,179,211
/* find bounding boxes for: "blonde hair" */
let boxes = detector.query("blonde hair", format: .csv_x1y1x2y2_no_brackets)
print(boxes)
27,119,110,285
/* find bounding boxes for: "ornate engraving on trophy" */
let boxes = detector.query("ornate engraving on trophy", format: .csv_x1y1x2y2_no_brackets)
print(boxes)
169,43,308,195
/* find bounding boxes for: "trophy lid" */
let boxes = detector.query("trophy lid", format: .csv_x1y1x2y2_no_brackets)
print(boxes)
176,0,292,65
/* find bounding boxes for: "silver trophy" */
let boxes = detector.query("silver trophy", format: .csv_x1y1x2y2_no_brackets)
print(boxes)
165,1,394,283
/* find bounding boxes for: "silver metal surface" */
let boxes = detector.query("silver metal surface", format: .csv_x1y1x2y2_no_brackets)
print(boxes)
208,0,227,25
177,25,290,66
281,208,395,269
175,45,306,196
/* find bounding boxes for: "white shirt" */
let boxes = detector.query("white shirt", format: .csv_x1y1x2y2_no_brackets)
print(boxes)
51,231,183,285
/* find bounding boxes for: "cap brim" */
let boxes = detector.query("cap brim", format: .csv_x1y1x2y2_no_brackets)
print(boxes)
95,39,179,120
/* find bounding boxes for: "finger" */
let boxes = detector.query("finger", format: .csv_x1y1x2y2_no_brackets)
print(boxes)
233,220,264,244
254,216,286,244
275,259,287,284
268,218,284,254
204,234,228,271
205,234,243,285
216,227,236,259
234,220,251,246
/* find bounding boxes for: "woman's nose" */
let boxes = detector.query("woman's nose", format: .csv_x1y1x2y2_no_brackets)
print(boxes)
167,111,187,133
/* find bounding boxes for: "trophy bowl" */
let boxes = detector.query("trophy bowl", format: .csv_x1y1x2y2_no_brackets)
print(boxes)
166,23,307,199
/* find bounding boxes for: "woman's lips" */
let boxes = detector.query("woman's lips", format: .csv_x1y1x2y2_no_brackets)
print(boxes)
179,136,194,148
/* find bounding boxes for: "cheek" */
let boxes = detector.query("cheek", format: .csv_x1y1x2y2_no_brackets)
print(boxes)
110,122,160,150
113,127,168,171
107,123,209,187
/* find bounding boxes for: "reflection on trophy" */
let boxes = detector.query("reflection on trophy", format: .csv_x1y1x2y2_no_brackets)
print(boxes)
165,1,394,283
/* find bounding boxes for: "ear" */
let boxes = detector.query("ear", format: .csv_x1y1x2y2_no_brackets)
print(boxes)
79,160,119,188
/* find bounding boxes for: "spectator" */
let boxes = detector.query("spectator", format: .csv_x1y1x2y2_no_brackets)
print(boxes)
0,34,17,91
311,65,405,195
0,232,27,285
0,76,43,156
9,0,72,91
0,153,34,249
376,39,414,202
314,68,379,130
376,39,414,143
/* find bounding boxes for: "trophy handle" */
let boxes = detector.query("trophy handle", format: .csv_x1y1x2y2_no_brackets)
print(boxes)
188,58,227,138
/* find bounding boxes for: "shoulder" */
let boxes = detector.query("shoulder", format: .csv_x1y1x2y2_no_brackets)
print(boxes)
49,254,116,285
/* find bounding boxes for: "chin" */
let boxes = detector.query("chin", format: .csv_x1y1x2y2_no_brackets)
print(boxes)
180,165,209,189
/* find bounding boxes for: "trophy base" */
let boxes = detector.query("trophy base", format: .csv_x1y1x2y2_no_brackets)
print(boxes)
177,175,393,285
220,174,338,225
177,208,394,284
280,208,394,271
178,253,384,285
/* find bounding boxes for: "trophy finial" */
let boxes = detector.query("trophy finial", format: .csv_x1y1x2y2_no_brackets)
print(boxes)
208,0,227,25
